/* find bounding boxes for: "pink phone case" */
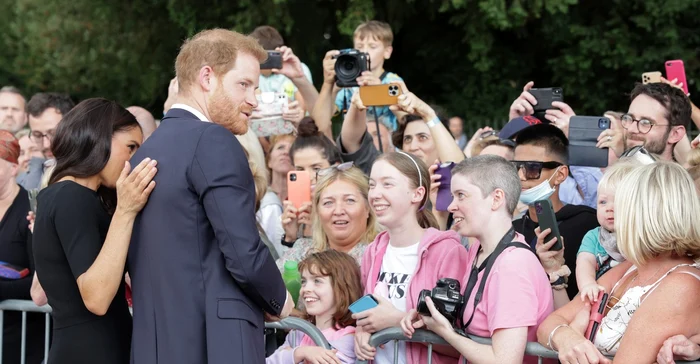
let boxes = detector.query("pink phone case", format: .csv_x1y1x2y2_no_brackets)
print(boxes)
665,60,689,94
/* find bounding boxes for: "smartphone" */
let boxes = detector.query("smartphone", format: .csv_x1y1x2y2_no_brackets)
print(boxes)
349,294,378,314
534,199,563,251
260,51,283,70
529,87,564,112
359,84,402,106
435,162,455,211
665,60,689,94
287,171,311,209
642,71,662,84
586,291,609,342
568,116,610,168
250,93,294,137
28,188,39,213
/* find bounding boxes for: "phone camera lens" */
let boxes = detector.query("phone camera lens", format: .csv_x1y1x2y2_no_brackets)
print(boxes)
290,173,297,182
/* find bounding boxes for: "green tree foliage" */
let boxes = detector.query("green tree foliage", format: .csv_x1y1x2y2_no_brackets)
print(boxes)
1,0,699,132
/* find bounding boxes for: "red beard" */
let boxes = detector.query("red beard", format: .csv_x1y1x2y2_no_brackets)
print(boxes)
208,87,251,135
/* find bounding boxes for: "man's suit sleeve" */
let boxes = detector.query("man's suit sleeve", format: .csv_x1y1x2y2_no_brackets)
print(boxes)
189,125,287,315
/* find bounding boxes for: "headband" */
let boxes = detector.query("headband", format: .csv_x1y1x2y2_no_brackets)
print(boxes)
396,151,426,211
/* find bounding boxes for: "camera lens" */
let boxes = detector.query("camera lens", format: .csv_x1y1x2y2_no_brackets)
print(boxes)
335,55,362,82
290,173,297,182
599,118,610,129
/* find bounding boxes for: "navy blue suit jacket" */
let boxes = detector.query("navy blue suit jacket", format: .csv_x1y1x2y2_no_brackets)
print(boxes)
127,108,286,363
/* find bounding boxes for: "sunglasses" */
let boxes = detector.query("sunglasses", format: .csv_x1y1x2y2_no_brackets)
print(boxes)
479,130,500,140
511,160,563,180
619,145,657,162
316,161,354,180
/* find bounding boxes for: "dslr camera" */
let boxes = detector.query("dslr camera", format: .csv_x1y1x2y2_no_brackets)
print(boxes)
333,49,370,88
416,278,465,324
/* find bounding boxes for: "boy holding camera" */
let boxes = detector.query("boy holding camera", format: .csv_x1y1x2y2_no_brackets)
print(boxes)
313,20,404,140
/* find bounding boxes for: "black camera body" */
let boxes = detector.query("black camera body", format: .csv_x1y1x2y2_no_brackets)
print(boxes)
416,278,465,324
333,49,370,88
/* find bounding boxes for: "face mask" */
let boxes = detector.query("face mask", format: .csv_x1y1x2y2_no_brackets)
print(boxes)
519,167,560,206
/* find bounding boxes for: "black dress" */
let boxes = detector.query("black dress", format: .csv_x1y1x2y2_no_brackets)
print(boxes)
0,186,46,364
33,181,131,364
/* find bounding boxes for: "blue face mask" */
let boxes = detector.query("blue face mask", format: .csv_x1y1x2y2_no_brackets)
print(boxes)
519,167,560,206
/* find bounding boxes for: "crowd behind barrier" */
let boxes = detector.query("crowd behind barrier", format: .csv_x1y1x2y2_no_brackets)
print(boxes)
2,299,699,363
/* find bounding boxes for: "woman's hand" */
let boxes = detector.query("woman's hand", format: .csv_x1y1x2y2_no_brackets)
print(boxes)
26,211,35,233
657,335,700,364
354,326,377,361
281,201,300,239
295,346,341,364
352,295,404,334
350,92,367,112
557,334,611,364
535,227,565,273
390,82,436,121
116,158,158,216
463,127,494,157
428,160,441,208
282,100,304,127
401,297,453,338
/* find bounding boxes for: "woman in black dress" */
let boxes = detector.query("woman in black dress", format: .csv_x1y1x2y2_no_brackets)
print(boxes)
0,131,46,364
33,98,157,364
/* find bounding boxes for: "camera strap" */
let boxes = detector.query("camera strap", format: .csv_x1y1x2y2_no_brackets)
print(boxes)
459,227,535,329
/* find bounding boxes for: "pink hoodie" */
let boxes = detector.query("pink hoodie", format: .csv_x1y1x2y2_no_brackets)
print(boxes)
361,228,470,364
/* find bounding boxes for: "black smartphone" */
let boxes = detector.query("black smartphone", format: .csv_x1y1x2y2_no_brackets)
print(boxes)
529,87,564,112
569,116,610,168
260,51,283,70
534,199,563,251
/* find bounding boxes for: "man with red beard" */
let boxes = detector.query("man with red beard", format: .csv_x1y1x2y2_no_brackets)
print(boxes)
127,29,293,364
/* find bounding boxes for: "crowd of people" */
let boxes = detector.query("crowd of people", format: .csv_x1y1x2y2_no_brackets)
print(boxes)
0,19,700,364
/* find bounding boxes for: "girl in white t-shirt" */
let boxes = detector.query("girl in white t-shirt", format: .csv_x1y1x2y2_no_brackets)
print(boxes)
353,151,469,364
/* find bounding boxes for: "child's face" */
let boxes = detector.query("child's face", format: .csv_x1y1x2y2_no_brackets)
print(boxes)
597,189,615,231
353,36,392,72
300,268,336,321
369,160,424,229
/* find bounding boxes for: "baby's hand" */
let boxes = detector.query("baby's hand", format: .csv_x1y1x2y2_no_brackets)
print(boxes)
580,283,605,304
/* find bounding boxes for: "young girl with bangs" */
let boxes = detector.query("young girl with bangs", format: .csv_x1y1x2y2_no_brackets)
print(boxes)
266,250,363,364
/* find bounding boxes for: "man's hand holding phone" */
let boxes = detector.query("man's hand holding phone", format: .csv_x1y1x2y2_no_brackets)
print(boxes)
509,81,537,120
535,227,565,273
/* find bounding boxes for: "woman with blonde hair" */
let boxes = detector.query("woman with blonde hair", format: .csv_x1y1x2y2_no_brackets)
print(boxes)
276,164,377,270
537,161,700,364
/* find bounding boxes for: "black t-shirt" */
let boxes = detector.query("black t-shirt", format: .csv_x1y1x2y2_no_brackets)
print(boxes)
513,204,599,299
0,186,46,364
336,131,380,176
34,181,131,363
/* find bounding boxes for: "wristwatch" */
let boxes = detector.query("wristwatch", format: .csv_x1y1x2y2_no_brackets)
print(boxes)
281,234,295,248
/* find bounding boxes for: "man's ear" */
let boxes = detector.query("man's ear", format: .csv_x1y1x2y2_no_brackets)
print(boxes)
667,125,687,145
553,165,569,186
198,66,216,93
383,46,393,60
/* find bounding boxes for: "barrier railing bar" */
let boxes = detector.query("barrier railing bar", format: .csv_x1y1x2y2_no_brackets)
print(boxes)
20,311,26,364
264,317,332,350
44,313,50,362
358,328,700,364
0,310,3,364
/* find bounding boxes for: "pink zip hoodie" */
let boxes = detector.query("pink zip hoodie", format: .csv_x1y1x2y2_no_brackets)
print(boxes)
361,227,470,364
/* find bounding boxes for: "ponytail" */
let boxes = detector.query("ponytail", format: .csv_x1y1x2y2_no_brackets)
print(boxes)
417,206,439,229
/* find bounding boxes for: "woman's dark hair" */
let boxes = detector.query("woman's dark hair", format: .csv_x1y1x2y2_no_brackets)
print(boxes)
391,108,447,149
49,98,141,213
290,117,341,165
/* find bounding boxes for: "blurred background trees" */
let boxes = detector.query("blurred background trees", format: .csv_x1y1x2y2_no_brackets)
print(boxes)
1,0,699,132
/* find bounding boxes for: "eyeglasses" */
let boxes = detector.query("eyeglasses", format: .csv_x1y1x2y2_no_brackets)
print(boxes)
511,160,563,180
620,114,668,134
30,129,55,144
316,161,354,180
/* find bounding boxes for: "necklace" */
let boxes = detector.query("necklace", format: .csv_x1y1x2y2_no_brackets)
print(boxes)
631,265,664,286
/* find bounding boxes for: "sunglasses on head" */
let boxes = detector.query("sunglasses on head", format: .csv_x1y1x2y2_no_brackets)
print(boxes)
511,160,563,180
479,130,500,140
316,161,354,180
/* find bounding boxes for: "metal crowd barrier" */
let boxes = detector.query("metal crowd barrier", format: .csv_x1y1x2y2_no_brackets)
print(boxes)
264,317,332,349
356,327,700,364
0,300,52,364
